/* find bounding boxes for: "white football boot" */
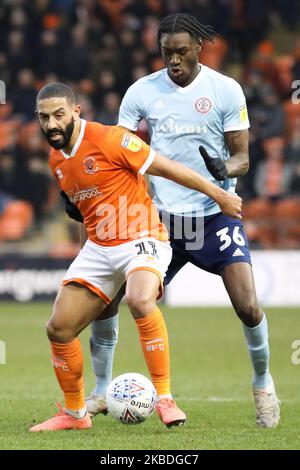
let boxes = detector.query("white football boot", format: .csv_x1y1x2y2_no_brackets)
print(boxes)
253,377,280,428
85,394,108,418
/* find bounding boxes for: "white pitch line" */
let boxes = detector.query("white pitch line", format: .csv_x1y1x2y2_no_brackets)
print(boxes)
180,397,247,402
179,396,296,403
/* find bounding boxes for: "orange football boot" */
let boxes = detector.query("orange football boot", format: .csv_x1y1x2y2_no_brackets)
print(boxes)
29,403,92,432
156,398,186,428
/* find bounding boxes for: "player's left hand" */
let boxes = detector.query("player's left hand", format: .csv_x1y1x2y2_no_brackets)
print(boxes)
60,191,84,223
199,146,228,181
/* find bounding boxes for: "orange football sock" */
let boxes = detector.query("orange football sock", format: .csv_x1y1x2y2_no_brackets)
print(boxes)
135,307,170,396
50,338,85,411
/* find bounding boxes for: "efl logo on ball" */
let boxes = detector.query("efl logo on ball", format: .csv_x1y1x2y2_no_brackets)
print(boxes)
106,373,157,424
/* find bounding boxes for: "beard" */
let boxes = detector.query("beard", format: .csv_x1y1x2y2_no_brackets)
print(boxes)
42,118,75,150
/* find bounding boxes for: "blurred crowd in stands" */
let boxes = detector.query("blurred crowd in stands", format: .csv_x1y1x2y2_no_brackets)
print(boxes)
0,0,300,251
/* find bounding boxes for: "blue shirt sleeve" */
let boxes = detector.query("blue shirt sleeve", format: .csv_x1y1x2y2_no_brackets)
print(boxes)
222,79,250,132
118,82,145,131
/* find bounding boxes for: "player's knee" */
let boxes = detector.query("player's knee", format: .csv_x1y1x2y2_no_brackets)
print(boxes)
126,292,156,317
237,302,262,327
46,319,75,343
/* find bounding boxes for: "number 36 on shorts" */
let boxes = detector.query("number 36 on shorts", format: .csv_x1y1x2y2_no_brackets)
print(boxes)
216,226,245,252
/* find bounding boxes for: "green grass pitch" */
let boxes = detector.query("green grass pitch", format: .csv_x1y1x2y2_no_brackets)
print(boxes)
0,302,299,450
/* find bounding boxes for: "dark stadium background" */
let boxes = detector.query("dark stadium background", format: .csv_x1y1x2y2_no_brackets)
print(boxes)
1,0,300,301
0,0,300,452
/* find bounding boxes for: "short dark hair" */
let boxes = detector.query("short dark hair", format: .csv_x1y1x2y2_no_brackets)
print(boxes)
158,13,216,49
36,82,76,106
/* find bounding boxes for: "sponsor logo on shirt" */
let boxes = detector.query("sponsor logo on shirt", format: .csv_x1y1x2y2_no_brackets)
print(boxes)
121,133,143,152
155,118,207,135
68,186,102,202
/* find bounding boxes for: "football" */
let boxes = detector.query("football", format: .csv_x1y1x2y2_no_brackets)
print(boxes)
106,373,157,424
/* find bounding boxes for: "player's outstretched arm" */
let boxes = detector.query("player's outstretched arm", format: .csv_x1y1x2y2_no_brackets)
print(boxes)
146,153,242,219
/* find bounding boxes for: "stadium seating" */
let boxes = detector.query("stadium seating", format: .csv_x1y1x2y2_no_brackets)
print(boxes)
274,198,300,247
243,199,276,247
0,200,33,241
283,100,300,138
243,198,300,248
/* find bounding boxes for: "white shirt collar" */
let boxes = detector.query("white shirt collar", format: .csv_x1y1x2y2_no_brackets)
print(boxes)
165,64,205,93
60,119,87,159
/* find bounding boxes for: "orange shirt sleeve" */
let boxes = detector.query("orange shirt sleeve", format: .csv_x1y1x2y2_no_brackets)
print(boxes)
106,127,155,175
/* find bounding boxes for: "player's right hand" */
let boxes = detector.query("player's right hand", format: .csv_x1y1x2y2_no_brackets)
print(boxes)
60,191,84,223
217,191,242,219
199,146,228,181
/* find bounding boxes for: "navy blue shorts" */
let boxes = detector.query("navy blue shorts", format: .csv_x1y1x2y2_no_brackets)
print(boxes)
160,212,252,285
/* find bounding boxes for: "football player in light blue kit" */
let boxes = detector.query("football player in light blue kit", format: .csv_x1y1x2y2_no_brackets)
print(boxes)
87,13,280,427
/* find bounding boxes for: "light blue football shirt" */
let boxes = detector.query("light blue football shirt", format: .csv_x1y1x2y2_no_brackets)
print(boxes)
118,65,250,216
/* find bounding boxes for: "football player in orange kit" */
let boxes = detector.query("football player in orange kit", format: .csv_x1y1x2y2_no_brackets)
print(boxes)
30,82,242,431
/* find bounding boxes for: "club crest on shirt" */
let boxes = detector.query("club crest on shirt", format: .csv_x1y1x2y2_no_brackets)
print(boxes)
121,133,142,152
83,156,100,174
195,97,212,113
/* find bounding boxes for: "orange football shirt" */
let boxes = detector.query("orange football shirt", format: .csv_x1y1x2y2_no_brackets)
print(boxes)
49,120,168,246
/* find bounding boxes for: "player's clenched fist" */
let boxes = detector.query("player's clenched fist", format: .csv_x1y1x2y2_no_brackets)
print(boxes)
199,146,228,181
